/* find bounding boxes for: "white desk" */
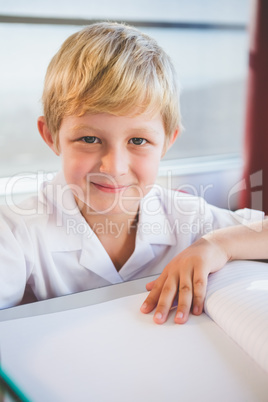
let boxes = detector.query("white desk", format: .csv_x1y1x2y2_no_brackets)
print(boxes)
0,276,267,402
0,275,158,322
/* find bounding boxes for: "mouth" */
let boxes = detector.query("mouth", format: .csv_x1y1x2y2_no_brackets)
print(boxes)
91,182,130,193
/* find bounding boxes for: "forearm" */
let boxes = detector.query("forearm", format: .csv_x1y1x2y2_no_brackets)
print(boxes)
204,218,268,261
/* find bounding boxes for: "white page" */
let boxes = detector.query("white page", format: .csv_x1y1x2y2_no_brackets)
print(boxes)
0,292,268,402
205,260,268,374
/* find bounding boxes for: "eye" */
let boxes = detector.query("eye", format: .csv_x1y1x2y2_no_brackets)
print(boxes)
129,138,147,146
81,136,100,144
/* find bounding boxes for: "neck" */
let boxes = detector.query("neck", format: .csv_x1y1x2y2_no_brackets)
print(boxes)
78,202,139,271
89,214,138,239
79,202,139,239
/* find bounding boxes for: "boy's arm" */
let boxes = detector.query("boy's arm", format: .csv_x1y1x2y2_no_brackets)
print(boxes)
140,219,268,325
0,215,30,308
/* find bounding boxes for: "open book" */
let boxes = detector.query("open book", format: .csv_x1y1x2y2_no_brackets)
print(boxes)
205,260,268,375
0,260,267,401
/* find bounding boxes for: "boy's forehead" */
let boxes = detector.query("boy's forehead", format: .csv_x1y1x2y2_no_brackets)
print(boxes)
61,112,165,133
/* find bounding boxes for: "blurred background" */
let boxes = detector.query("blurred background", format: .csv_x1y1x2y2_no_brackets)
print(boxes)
0,0,251,207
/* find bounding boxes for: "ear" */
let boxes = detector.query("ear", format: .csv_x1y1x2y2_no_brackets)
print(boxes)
161,128,179,157
168,128,179,148
37,116,60,156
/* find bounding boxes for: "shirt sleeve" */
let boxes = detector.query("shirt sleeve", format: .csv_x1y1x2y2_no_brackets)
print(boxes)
207,205,264,232
162,190,265,244
0,212,32,309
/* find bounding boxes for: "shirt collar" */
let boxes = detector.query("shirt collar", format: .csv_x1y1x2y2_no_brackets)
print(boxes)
137,187,177,246
43,174,176,253
42,172,86,252
40,175,177,283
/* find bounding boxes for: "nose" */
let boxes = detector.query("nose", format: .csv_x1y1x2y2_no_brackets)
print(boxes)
99,147,129,177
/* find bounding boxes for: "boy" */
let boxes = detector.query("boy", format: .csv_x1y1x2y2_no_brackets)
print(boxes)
0,22,264,323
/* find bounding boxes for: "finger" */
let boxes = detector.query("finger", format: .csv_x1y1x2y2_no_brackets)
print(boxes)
153,277,178,325
174,274,193,324
145,279,156,291
140,275,167,314
191,269,208,316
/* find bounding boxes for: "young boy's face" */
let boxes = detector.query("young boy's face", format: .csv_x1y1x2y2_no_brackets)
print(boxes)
40,112,177,217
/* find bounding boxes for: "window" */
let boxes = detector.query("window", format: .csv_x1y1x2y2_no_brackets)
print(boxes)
0,0,250,201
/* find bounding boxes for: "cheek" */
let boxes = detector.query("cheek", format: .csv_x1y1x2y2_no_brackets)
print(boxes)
62,151,93,182
135,153,161,184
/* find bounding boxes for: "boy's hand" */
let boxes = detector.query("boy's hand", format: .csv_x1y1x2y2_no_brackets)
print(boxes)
140,236,229,324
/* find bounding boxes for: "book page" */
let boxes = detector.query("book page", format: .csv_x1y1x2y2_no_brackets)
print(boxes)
0,292,268,401
205,260,268,374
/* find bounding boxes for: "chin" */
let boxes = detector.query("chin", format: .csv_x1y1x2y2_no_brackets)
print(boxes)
83,199,140,217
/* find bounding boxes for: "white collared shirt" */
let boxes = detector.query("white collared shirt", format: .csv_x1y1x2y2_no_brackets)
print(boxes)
0,172,263,308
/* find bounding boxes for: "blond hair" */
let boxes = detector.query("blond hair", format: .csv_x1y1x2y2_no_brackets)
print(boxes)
42,22,181,147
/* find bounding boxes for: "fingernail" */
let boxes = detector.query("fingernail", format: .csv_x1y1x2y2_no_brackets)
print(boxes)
175,312,183,320
141,302,147,311
154,312,163,320
193,306,199,315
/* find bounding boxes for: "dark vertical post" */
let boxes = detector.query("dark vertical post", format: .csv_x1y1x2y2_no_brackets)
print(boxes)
240,0,268,213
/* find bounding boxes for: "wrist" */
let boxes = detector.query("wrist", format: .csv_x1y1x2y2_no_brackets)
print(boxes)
202,230,231,263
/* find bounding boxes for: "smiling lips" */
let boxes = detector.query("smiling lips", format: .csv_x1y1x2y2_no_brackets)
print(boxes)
91,182,130,193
